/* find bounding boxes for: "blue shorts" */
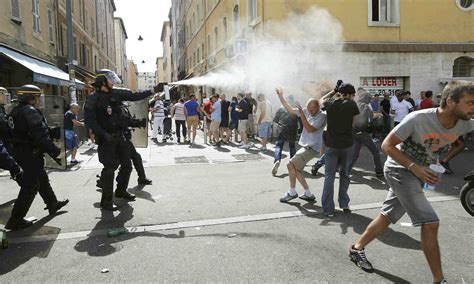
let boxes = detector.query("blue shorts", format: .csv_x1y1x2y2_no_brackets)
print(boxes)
65,130,79,150
258,122,272,138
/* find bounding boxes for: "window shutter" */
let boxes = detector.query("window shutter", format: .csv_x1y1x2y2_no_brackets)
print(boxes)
11,0,21,20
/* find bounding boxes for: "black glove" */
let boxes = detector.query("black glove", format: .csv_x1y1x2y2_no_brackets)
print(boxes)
334,80,343,92
50,145,61,159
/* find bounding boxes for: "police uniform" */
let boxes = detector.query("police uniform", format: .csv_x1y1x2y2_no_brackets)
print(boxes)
5,85,68,230
84,71,152,211
0,139,21,178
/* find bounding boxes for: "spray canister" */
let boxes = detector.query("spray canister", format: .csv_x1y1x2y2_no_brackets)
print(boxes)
0,229,8,249
107,227,127,238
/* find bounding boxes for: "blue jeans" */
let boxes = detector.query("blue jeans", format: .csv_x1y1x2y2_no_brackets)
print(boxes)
322,146,352,215
349,131,383,173
274,139,296,163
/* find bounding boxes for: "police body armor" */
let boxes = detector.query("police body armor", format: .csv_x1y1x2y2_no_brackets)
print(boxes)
8,104,60,164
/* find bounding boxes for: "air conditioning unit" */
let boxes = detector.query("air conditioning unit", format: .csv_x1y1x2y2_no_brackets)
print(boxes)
208,56,216,66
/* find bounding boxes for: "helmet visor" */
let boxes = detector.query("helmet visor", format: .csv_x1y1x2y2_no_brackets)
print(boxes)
105,71,122,85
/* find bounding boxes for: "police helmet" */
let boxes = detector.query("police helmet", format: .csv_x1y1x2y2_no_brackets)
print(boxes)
17,84,42,102
94,69,122,88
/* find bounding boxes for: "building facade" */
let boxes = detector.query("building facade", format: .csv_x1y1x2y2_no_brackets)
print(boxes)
137,71,156,91
114,17,128,87
0,0,85,98
127,59,138,91
171,0,474,100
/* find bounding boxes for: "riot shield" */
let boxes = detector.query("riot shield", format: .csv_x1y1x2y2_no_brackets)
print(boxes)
127,100,149,148
41,96,66,170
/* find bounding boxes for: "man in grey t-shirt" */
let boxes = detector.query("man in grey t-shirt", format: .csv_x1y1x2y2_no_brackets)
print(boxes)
349,80,474,283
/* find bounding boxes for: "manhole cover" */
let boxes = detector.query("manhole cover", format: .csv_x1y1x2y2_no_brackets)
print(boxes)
232,154,264,161
175,156,209,164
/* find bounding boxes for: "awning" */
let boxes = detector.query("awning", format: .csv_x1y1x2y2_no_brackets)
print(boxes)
0,46,85,90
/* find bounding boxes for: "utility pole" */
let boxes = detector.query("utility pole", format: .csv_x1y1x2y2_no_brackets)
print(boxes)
66,0,77,104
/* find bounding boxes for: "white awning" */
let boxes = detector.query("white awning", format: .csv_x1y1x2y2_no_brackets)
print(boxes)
0,46,85,90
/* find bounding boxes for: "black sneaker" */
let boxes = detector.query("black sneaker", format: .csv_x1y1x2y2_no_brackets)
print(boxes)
46,199,70,215
349,246,374,272
440,161,453,175
115,191,136,201
279,192,298,203
5,218,34,231
375,172,384,178
137,177,152,185
311,164,323,176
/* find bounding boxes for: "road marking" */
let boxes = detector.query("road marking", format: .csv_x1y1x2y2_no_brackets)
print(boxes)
7,196,459,245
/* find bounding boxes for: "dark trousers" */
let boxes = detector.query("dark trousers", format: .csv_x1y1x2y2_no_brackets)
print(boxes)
349,131,383,173
128,140,146,179
175,120,187,139
322,146,352,215
9,148,58,221
274,139,296,162
98,138,132,205
383,115,391,137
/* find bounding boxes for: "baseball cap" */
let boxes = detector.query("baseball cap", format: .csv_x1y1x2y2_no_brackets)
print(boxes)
338,83,356,95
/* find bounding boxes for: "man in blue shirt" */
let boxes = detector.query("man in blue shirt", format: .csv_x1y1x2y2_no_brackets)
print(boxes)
184,94,200,145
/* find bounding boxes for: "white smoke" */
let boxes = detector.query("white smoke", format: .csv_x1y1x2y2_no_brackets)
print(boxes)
172,6,344,105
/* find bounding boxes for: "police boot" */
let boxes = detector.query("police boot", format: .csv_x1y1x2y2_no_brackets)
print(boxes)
45,199,70,215
96,175,103,189
137,177,152,185
5,217,34,231
115,190,136,201
100,200,118,211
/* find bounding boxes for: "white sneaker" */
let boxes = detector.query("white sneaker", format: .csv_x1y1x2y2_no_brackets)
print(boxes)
89,143,97,149
239,144,250,149
272,161,280,176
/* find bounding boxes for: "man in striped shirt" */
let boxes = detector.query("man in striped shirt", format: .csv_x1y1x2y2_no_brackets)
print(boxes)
172,99,187,143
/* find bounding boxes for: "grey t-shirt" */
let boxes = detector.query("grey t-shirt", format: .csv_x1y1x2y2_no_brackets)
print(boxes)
385,108,474,168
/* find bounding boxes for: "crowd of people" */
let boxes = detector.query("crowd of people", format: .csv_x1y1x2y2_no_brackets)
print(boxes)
0,75,473,283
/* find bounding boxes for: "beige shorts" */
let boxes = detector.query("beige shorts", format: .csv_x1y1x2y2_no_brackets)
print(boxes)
238,119,248,133
290,147,319,171
187,115,199,128
210,120,221,132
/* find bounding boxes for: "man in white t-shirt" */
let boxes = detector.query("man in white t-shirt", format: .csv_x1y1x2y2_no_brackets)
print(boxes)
151,94,165,142
390,90,414,127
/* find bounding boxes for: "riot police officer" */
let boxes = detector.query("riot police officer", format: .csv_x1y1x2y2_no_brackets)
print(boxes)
84,69,153,211
5,85,69,230
0,140,22,184
0,87,11,143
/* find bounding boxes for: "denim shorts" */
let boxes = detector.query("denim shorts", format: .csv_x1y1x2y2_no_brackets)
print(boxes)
258,122,272,138
381,167,439,226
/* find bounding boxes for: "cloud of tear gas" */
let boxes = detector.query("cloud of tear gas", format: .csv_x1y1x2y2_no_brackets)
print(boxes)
172,6,344,104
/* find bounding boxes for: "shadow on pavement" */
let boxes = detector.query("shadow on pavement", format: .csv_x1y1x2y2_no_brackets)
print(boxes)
373,269,410,284
350,169,387,190
0,213,64,275
74,203,184,257
287,202,421,250
129,185,155,203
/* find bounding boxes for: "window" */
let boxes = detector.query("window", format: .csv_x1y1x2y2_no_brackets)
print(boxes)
193,13,196,33
202,43,205,59
248,0,257,23
197,48,200,63
207,35,211,54
79,0,84,24
214,27,218,50
369,0,400,26
73,35,77,60
60,25,67,56
456,0,474,10
233,5,240,35
453,57,473,77
223,17,227,42
91,18,95,38
47,10,54,43
80,42,86,66
32,0,40,34
10,0,21,22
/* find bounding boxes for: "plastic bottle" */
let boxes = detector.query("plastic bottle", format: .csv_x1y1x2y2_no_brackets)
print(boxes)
107,227,127,237
0,229,8,249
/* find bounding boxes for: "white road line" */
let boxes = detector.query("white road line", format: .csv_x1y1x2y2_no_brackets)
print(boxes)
7,196,459,245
